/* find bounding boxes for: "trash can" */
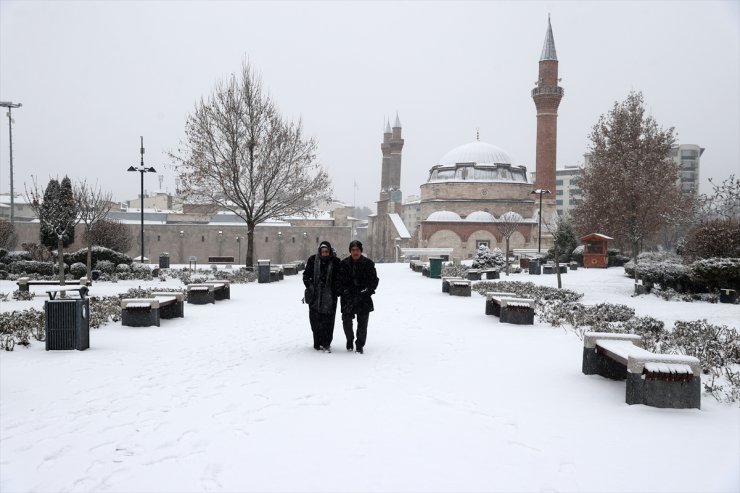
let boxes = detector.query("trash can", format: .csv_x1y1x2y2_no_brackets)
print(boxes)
45,296,90,351
520,257,530,269
720,289,737,304
159,253,170,269
429,257,443,279
90,269,101,281
258,259,271,283
528,259,541,275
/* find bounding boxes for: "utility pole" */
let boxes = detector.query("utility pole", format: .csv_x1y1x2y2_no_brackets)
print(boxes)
0,101,22,224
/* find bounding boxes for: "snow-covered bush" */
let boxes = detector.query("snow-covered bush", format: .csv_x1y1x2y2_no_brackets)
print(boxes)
116,263,131,274
64,246,133,266
472,245,506,270
0,250,32,264
130,263,152,280
682,219,740,262
571,245,584,266
542,302,634,336
442,263,469,279
12,290,33,301
214,268,257,283
9,261,60,276
70,262,87,279
620,316,668,353
95,260,115,274
689,257,740,291
0,308,44,350
474,280,583,308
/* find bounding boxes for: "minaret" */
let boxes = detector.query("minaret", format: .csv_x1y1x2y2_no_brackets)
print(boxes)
532,15,563,194
380,118,392,198
388,112,404,196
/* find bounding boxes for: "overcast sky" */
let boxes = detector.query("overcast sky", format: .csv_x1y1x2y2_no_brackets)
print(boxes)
1,1,738,210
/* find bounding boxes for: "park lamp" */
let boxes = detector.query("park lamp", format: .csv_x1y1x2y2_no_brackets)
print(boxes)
1,101,22,224
530,188,552,255
127,137,157,263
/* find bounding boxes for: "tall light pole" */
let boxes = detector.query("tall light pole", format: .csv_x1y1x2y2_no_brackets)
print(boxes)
0,101,22,224
127,137,156,263
531,188,552,255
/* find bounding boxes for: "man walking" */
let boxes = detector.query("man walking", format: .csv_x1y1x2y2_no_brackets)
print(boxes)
303,241,341,352
338,240,379,354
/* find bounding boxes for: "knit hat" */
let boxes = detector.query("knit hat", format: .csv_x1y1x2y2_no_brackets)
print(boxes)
318,241,333,254
349,240,363,252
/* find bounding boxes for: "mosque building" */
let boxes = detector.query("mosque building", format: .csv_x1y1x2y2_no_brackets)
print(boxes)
368,17,562,261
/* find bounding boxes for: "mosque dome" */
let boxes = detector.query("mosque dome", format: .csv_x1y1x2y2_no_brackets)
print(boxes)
465,211,495,222
439,141,512,166
426,210,462,221
426,140,528,184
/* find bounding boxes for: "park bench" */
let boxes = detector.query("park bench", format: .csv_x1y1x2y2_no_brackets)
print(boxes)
542,263,567,274
410,260,424,273
498,298,535,325
484,291,517,316
441,276,463,293
18,276,91,293
270,267,283,282
187,281,230,304
208,256,235,265
449,280,471,297
479,268,500,280
46,286,89,300
283,264,299,276
582,332,701,409
466,269,482,280
121,292,185,327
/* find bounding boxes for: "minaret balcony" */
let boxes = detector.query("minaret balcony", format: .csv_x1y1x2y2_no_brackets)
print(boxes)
531,86,564,98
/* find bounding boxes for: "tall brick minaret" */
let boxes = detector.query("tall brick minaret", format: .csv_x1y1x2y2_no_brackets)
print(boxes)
379,113,404,199
532,15,563,194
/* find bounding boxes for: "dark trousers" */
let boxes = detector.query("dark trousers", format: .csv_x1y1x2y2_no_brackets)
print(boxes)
309,309,336,349
342,311,369,349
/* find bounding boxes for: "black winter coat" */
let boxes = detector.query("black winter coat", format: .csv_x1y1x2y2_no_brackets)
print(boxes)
338,255,379,315
303,251,340,314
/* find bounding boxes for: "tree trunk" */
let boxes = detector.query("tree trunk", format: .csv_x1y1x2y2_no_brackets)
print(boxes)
57,235,66,298
505,238,510,276
86,243,92,279
632,240,640,294
554,245,562,289
246,221,255,269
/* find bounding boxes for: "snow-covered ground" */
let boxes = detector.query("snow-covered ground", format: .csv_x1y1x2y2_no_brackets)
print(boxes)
1,265,738,493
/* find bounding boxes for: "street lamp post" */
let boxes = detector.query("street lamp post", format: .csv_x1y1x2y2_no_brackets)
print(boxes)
530,188,552,255
236,236,241,267
127,137,156,263
0,101,22,225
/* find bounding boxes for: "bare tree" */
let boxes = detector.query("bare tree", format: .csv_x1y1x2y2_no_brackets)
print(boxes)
572,92,691,293
497,211,523,276
700,174,740,222
87,219,133,254
171,61,332,267
25,176,80,285
75,180,113,275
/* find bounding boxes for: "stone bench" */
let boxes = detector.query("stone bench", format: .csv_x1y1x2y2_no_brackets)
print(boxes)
480,269,500,280
283,264,298,276
441,276,463,293
542,263,568,274
466,269,482,280
18,276,91,293
499,298,535,325
449,280,471,297
582,332,701,409
208,256,235,264
122,292,185,327
187,281,230,304
484,292,517,316
270,268,283,282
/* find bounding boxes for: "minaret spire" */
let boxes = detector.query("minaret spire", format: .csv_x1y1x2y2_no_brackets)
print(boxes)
540,14,558,61
393,112,402,128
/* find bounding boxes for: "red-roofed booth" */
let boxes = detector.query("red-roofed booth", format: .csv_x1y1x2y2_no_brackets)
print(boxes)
580,233,613,268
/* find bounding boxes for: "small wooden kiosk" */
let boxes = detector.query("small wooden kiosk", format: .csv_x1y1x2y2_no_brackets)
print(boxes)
580,233,613,268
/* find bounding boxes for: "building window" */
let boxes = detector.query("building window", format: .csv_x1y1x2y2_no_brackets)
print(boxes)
265,237,269,243
556,199,563,205
292,237,295,243
476,240,489,249
201,236,205,242
556,189,563,195
316,237,319,244
157,235,160,242
556,179,563,185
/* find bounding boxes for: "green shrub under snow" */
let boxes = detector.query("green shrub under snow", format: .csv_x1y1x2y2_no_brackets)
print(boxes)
473,280,583,309
116,263,131,274
625,254,739,295
689,257,740,291
63,246,132,267
95,260,115,274
9,261,65,276
70,262,87,279
0,250,32,264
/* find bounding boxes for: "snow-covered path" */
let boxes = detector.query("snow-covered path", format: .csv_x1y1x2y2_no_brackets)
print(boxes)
1,265,738,492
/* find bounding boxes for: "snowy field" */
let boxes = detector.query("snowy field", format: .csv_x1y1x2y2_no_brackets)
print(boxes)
1,264,738,493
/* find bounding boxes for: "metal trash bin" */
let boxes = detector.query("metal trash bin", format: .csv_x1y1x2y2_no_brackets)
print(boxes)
90,269,101,281
258,259,271,283
429,257,443,279
45,296,90,351
520,257,530,268
528,259,541,275
159,253,170,269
